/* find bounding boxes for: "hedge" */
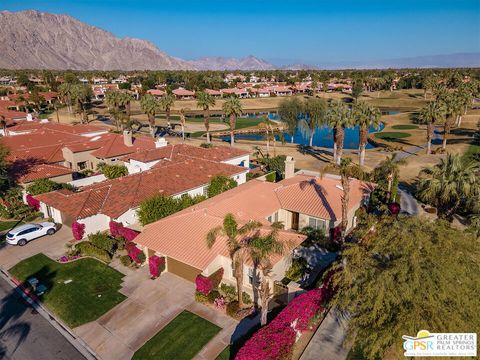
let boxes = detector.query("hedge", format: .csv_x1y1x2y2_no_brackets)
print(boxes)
76,241,112,263
88,232,116,254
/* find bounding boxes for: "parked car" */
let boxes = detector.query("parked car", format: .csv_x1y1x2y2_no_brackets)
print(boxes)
6,222,57,246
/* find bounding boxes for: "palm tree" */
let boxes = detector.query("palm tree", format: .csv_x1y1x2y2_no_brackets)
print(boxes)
248,222,284,326
71,84,93,124
417,154,479,219
298,97,327,147
160,93,176,127
58,83,73,113
373,154,406,202
278,97,302,144
0,116,7,137
196,91,216,143
179,107,189,142
140,94,159,136
441,94,463,150
117,92,132,119
258,117,276,156
105,91,122,131
418,101,446,154
322,158,365,242
222,96,243,146
52,98,61,123
327,100,352,165
353,101,381,166
207,214,262,308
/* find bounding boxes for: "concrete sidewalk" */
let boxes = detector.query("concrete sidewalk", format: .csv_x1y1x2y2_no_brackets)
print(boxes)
300,309,351,360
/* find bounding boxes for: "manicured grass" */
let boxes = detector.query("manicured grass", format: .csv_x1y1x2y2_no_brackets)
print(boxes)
216,346,231,360
465,142,480,157
391,124,419,130
133,310,221,360
374,131,411,140
9,253,126,327
0,220,23,232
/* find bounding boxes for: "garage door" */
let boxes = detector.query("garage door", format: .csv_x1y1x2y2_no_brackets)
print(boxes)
167,257,202,282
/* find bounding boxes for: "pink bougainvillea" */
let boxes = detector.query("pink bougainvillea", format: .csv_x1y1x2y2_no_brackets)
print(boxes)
235,271,336,360
25,194,40,211
126,242,143,263
209,267,224,289
148,255,165,278
214,296,226,309
195,275,213,295
388,202,401,215
71,221,85,241
109,220,139,242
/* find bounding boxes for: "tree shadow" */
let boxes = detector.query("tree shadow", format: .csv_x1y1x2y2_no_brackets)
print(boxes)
7,157,45,184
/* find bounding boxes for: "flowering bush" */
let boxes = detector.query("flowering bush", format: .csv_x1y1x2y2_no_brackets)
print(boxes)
209,267,224,289
109,221,139,241
57,255,80,263
126,242,143,263
71,221,85,241
235,272,336,360
195,275,213,295
25,194,40,211
214,296,226,310
148,255,165,278
388,202,401,215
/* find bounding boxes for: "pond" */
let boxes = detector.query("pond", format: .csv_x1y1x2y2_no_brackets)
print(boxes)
221,122,385,149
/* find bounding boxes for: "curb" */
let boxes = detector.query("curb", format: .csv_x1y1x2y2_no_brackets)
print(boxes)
0,267,100,360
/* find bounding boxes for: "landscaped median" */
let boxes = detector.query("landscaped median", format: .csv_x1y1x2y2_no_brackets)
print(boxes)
8,253,126,328
132,310,221,360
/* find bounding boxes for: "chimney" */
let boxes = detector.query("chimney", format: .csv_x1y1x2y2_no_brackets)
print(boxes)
123,130,133,147
285,156,295,179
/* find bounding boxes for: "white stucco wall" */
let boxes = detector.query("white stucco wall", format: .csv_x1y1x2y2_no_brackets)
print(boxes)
78,214,111,236
68,174,107,187
80,130,109,138
39,202,63,224
222,155,250,168
125,159,160,174
116,208,139,226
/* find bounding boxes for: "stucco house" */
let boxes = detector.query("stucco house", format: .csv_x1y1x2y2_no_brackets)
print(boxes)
132,158,373,298
35,156,249,235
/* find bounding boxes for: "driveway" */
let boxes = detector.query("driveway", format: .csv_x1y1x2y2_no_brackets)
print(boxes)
75,269,238,360
0,276,85,360
0,225,72,270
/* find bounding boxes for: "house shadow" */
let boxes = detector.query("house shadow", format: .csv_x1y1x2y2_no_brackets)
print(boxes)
0,266,56,357
8,158,45,184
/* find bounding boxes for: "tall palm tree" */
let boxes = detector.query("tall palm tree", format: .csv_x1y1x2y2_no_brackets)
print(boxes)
278,97,303,144
52,98,61,123
140,94,159,137
373,154,406,202
327,100,352,165
322,158,365,242
419,101,446,154
117,92,132,119
456,86,473,127
258,116,276,156
58,83,73,113
71,84,93,124
207,214,262,308
160,93,176,127
353,101,381,166
417,154,479,219
222,96,243,146
196,91,216,143
248,222,284,326
179,107,189,142
105,91,122,131
298,97,327,147
441,94,463,150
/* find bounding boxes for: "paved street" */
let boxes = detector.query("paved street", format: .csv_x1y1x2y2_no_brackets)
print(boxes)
0,276,85,360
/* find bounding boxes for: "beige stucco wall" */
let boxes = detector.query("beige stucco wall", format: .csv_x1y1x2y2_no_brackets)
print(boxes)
78,214,111,236
62,148,95,171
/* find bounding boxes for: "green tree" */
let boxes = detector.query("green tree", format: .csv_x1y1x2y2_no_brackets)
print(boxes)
372,154,406,203
105,91,122,131
138,194,206,225
58,83,74,114
0,143,10,195
101,164,128,179
351,81,363,102
334,217,480,359
26,179,74,195
418,101,445,154
196,91,216,143
299,97,327,147
352,101,381,166
207,175,237,197
222,96,243,146
71,84,93,124
278,97,302,144
416,154,479,219
327,100,352,165
140,94,159,136
159,93,176,126
207,214,262,308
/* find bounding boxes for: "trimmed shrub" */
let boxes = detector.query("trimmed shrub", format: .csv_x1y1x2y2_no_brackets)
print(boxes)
195,274,213,295
88,232,116,254
120,255,132,267
76,241,111,263
226,301,239,317
207,290,220,304
71,221,85,241
265,172,276,183
242,291,252,305
285,257,308,282
138,194,206,225
195,291,209,303
115,236,126,251
207,175,237,198
220,283,237,302
137,252,146,264
102,164,128,179
126,242,144,264
26,178,74,195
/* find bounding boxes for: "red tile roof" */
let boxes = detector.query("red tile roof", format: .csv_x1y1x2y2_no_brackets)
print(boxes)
172,88,195,96
14,163,74,183
36,158,248,219
90,133,156,158
146,89,165,96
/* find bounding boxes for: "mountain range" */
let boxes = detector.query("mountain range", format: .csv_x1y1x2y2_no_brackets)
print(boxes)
0,10,478,71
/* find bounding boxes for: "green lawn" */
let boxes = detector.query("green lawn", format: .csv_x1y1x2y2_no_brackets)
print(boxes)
133,310,221,360
374,131,412,140
464,142,480,158
9,253,126,327
391,124,419,130
0,220,23,232
216,346,231,360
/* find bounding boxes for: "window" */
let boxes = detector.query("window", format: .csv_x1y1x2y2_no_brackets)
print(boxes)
248,268,259,286
267,212,278,223
309,217,326,231
77,161,87,170
231,261,235,278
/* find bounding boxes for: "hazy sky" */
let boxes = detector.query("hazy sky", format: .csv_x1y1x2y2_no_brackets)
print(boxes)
2,0,480,65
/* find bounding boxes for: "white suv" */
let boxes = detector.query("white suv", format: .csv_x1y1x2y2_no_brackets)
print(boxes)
6,222,57,246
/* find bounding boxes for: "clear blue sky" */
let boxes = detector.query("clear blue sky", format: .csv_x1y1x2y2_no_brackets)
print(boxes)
2,0,479,65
